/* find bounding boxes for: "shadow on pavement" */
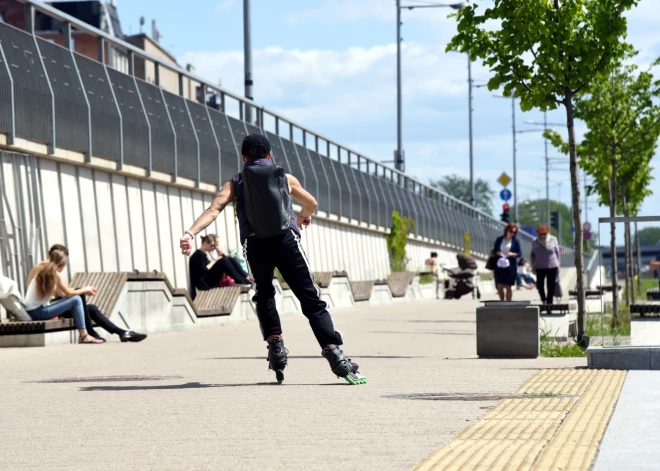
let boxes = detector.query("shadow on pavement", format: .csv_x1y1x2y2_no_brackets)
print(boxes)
371,331,474,336
80,381,350,392
204,355,423,360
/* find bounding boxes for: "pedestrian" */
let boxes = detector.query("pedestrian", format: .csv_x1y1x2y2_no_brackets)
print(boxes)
493,223,521,301
179,134,366,385
530,224,561,307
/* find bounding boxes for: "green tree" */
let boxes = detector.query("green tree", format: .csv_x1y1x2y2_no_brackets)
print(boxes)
636,227,660,246
515,199,598,251
447,0,639,343
429,174,495,214
545,57,660,315
386,210,415,272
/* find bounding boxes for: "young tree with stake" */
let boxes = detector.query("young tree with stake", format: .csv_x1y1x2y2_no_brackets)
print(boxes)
446,0,639,344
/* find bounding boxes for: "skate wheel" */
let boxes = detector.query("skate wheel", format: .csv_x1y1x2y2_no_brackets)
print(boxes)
344,372,367,385
276,369,284,384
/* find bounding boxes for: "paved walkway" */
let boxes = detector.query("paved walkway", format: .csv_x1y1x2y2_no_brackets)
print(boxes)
0,296,614,471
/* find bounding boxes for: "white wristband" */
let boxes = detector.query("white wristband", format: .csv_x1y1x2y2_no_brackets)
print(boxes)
184,230,195,239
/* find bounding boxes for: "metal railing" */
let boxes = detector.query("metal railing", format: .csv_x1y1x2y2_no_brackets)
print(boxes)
0,0,576,263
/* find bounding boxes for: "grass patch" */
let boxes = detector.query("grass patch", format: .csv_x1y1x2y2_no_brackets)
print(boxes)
418,273,435,285
479,272,493,281
635,278,658,299
525,392,561,398
540,327,587,358
586,311,630,339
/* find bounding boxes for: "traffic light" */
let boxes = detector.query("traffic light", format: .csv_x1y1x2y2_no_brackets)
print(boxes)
394,150,405,172
500,203,510,223
550,210,560,230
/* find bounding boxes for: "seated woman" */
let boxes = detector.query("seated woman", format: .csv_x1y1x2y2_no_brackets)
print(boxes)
189,234,250,299
46,244,146,343
24,248,102,344
516,258,536,290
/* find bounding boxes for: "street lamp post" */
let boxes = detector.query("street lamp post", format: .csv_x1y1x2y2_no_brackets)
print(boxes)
494,95,543,223
395,1,465,175
243,0,254,124
524,114,563,226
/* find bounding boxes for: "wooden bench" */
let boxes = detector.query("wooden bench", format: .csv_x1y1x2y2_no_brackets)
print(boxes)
597,285,622,293
530,303,573,314
71,272,128,319
0,318,74,335
126,271,247,318
646,288,660,301
569,289,602,298
350,281,374,302
314,271,349,289
630,303,660,317
193,286,244,317
1,272,129,338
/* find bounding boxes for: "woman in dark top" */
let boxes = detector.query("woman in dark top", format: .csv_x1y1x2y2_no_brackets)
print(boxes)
189,234,250,299
493,223,522,301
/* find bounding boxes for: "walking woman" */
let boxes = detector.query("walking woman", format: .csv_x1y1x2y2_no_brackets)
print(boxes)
530,224,561,306
493,223,522,301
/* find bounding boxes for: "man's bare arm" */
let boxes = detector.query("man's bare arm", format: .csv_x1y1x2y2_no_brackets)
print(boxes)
180,181,234,256
188,181,235,236
287,174,317,216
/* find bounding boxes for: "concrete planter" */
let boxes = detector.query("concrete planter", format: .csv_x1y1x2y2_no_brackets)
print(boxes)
476,301,540,358
631,317,660,347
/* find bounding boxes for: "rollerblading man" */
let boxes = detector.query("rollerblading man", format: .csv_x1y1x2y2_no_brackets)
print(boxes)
180,134,366,385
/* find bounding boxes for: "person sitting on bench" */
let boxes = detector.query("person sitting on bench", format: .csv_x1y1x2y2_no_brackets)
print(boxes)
48,244,146,343
24,248,103,344
189,234,250,300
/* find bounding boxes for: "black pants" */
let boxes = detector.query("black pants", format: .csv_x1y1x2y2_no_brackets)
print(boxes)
58,294,126,337
244,230,343,348
204,257,249,286
536,268,558,305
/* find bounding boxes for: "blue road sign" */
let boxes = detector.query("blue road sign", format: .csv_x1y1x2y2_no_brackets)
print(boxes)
570,226,576,232
500,189,512,201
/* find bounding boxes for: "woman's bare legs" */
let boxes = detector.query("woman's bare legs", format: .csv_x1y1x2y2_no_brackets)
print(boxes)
505,286,513,301
496,284,505,300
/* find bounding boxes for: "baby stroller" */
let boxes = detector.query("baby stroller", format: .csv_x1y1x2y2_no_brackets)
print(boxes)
442,253,481,300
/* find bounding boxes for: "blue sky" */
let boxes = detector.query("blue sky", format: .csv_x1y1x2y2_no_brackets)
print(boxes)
114,0,660,245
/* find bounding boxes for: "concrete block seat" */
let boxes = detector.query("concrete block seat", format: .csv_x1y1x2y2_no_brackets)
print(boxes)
314,271,354,309
530,302,578,341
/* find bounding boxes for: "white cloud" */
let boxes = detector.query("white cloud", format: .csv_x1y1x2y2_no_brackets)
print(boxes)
180,3,660,234
283,0,395,25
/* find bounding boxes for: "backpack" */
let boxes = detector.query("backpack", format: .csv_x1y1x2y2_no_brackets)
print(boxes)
242,164,293,238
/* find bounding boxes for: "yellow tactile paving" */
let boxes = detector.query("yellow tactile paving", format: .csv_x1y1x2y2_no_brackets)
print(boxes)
413,369,627,471
532,370,626,471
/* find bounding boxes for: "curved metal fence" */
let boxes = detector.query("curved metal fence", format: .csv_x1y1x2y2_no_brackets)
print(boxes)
0,3,578,264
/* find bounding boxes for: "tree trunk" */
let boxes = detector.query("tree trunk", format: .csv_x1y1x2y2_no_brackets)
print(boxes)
622,181,631,306
636,221,642,297
565,94,586,344
609,159,619,321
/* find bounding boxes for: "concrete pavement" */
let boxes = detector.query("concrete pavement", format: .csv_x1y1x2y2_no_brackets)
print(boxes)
1,296,592,470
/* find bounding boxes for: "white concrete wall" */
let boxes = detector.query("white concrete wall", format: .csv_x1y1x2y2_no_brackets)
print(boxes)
1,153,490,292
